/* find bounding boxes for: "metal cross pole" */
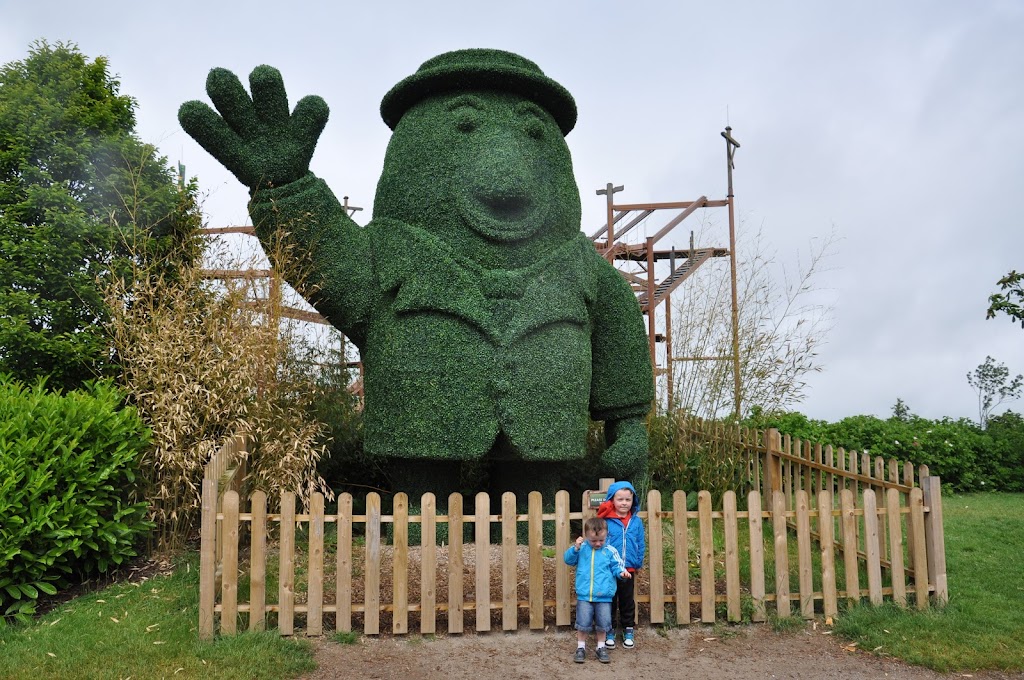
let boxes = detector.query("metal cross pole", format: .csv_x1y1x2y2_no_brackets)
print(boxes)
596,183,624,253
721,126,742,418
342,196,364,218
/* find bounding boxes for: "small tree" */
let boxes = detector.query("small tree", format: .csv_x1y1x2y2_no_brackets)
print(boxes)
891,397,911,421
0,40,201,390
669,221,837,419
967,356,1023,428
987,270,1024,328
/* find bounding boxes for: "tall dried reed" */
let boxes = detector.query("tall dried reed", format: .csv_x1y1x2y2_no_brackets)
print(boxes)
106,226,331,550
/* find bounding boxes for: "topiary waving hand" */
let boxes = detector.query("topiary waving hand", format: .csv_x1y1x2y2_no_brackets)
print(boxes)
178,65,329,189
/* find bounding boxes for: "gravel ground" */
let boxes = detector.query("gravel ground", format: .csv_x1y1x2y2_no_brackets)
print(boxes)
298,624,1022,680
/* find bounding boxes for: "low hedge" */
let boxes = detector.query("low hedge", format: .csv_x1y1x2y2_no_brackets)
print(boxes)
0,376,152,625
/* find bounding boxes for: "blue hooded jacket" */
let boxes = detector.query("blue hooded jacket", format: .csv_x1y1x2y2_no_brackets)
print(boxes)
564,540,626,603
597,481,645,572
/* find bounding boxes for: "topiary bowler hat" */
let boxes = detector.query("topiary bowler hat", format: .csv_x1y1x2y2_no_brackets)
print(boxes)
380,48,577,135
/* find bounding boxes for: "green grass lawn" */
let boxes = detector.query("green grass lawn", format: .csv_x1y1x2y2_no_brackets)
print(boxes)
0,554,315,680
832,492,1024,672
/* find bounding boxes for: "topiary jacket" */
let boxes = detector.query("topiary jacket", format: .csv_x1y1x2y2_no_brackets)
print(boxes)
250,173,653,462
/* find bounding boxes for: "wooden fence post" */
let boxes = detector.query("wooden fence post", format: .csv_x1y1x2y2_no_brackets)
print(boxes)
199,478,218,640
501,492,517,631
279,492,296,636
364,492,381,635
673,490,691,624
249,490,267,632
723,491,741,622
698,491,715,623
765,429,782,497
922,476,949,604
555,490,571,626
886,488,907,608
391,492,407,635
528,491,544,630
839,489,860,606
221,490,239,636
796,490,814,618
448,493,464,634
336,493,353,633
474,492,491,632
746,490,766,622
909,487,930,609
862,489,883,606
817,490,838,619
648,490,665,624
308,492,325,636
420,493,437,635
771,490,790,618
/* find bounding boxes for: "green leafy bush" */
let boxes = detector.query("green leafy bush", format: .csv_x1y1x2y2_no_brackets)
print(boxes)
745,408,1024,492
982,411,1024,492
0,376,152,625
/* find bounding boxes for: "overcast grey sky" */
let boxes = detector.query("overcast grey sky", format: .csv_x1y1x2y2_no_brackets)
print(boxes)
4,0,1022,423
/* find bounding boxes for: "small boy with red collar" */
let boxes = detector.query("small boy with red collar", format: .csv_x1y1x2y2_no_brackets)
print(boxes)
597,481,645,648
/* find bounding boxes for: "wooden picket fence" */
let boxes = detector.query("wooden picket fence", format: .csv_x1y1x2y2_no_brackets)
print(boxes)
198,427,948,639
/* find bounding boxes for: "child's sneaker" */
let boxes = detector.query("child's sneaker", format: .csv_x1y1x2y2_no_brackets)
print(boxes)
595,646,611,663
574,647,586,663
623,628,635,648
605,630,616,648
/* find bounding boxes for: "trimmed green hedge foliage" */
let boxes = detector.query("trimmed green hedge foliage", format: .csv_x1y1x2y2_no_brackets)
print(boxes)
745,409,1024,492
0,376,151,625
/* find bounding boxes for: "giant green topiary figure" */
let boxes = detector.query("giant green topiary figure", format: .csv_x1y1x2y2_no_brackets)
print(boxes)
179,49,653,514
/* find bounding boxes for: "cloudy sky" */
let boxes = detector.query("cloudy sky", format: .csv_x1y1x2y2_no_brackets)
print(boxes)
4,0,1022,423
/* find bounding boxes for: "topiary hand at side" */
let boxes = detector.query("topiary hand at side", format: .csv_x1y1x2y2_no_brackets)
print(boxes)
178,66,329,190
602,416,650,481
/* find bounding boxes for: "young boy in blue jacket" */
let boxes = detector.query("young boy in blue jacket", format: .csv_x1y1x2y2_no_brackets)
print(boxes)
597,480,645,649
564,517,630,663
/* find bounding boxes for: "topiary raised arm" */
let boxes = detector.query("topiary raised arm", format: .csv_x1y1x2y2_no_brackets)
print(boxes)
179,66,372,343
178,66,329,190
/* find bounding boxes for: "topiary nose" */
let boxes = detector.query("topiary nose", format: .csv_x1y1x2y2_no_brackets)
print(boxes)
468,132,534,220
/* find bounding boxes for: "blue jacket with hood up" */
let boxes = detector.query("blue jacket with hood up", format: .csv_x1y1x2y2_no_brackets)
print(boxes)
597,481,646,572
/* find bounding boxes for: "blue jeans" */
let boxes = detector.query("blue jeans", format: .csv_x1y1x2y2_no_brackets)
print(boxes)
574,599,612,633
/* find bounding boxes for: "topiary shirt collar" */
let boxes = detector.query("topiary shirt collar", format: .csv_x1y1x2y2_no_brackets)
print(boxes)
372,218,597,344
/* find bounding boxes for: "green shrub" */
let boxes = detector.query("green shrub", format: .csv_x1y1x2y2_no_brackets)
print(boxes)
983,411,1024,491
744,408,1024,492
0,376,152,625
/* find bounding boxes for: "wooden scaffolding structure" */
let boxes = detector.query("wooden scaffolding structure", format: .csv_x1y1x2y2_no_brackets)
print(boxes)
591,127,743,415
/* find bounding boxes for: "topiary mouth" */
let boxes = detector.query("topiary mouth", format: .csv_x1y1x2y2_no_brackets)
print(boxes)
458,188,545,242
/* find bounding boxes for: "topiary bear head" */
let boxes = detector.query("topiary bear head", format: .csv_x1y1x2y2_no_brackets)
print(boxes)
374,49,583,269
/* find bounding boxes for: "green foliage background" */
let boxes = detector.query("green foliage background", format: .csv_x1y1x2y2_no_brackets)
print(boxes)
0,40,202,391
744,408,1024,492
0,375,151,625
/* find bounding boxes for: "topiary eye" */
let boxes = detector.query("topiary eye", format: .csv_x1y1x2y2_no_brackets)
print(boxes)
515,102,548,140
454,112,479,133
446,95,486,134
523,118,544,140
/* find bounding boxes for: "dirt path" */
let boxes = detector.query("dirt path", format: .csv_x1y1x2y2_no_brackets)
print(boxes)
300,625,1020,680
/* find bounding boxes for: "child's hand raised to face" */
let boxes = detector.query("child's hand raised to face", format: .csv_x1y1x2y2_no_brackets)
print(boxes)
575,536,585,550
